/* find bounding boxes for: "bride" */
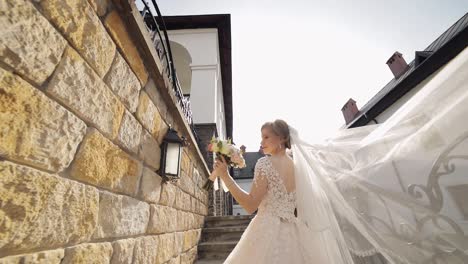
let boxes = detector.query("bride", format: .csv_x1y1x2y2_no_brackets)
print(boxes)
209,46,468,264
212,120,353,263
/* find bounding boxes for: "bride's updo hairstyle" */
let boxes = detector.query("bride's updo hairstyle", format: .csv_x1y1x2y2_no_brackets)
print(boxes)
261,119,291,149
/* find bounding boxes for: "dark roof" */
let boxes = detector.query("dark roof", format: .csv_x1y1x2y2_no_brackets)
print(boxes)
347,12,468,128
160,14,233,140
233,152,265,179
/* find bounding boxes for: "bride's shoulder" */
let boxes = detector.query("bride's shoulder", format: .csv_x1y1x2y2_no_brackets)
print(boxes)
255,156,271,171
256,156,269,165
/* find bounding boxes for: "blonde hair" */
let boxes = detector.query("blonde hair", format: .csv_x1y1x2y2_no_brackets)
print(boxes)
261,119,291,149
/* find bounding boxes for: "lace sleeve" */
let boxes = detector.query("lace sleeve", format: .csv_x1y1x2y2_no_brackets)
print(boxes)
252,158,267,187
249,158,268,210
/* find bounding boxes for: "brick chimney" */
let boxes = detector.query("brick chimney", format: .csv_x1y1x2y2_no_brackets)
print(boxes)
240,145,246,153
386,51,409,78
341,98,360,125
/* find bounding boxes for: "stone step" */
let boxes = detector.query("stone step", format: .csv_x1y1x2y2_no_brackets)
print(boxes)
201,225,247,242
204,215,254,228
197,241,238,260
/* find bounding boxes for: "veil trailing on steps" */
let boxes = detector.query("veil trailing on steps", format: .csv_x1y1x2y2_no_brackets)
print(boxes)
291,47,468,264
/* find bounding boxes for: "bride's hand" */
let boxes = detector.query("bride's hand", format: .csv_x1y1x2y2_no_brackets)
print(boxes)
212,156,229,180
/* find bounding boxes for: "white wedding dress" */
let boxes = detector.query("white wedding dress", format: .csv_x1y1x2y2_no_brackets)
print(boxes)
224,156,339,264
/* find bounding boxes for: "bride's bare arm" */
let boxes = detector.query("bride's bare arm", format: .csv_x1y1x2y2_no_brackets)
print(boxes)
214,158,267,214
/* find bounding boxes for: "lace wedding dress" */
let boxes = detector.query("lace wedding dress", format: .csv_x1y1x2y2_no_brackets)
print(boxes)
224,156,340,263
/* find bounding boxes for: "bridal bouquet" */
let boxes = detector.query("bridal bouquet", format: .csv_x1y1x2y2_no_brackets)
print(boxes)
203,137,246,191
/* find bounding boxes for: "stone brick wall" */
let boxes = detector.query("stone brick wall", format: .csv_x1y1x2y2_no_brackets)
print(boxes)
0,0,210,263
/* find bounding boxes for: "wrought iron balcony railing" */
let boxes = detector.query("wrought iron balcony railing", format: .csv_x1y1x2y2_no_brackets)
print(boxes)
136,0,196,133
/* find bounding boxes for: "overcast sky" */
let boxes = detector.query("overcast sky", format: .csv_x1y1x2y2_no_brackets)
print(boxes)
156,0,467,150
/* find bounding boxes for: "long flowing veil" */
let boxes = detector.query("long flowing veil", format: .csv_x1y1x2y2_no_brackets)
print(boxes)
291,46,468,264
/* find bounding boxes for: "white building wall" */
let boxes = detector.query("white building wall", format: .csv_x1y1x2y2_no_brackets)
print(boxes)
168,28,227,139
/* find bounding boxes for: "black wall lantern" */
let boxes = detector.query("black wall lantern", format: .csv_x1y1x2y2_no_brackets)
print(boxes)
159,127,184,182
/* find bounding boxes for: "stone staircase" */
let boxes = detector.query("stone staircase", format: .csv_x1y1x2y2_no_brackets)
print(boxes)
196,215,254,264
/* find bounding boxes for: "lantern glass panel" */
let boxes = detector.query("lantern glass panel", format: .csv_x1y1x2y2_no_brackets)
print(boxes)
165,142,181,176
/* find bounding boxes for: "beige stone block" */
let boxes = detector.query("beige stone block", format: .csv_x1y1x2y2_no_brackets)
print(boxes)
87,0,110,17
0,68,86,173
174,188,183,210
39,0,115,77
167,256,181,264
138,129,161,170
191,197,197,214
185,194,197,212
117,110,142,155
0,161,98,254
70,129,142,195
136,92,163,138
174,232,184,256
192,168,203,190
187,213,196,230
62,242,113,264
178,174,194,197
195,229,201,244
110,238,135,264
139,167,163,204
200,190,209,205
157,120,169,144
183,230,196,252
184,193,191,212
200,200,207,216
180,247,197,264
157,233,175,263
46,47,124,139
133,236,158,264
104,11,148,86
176,210,185,232
185,193,192,212
105,52,142,112
148,205,177,234
0,249,64,264
144,78,167,118
159,182,176,207
93,191,150,239
0,1,67,86
180,152,190,174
